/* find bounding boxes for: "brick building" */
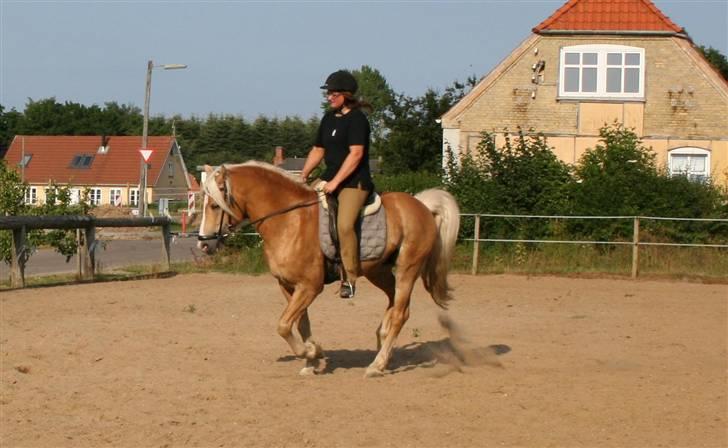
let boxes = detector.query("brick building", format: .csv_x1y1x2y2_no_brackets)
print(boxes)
441,0,728,184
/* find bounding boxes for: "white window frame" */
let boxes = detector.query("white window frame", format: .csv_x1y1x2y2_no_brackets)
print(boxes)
559,44,645,100
24,187,37,205
167,161,175,177
89,188,102,206
668,147,710,182
109,188,123,206
129,188,140,207
70,189,81,205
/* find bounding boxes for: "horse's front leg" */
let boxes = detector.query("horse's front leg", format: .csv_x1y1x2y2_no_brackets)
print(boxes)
277,283,324,375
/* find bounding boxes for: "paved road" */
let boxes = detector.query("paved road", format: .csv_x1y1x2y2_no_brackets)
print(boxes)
0,236,203,278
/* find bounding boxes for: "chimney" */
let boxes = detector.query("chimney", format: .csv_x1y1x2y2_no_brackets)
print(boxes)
98,135,110,154
273,146,285,166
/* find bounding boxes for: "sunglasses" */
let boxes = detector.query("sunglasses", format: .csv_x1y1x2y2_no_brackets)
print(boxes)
324,91,344,99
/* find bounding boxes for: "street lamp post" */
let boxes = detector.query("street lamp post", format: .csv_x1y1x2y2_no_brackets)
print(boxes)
139,60,187,217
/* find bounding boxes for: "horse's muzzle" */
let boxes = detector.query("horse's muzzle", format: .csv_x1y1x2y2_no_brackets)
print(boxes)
197,234,222,254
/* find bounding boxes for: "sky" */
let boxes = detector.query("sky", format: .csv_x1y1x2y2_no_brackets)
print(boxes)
1,0,726,121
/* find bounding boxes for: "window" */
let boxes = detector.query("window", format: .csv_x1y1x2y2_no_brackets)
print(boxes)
89,188,102,205
24,187,37,205
129,188,140,206
70,189,81,205
18,154,32,168
668,147,710,182
560,45,644,99
44,187,60,205
167,161,175,177
110,188,122,206
70,154,94,169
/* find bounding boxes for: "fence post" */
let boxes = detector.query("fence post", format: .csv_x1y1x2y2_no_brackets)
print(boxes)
471,215,480,275
76,229,82,278
631,216,640,279
78,226,95,280
10,226,27,288
161,222,171,271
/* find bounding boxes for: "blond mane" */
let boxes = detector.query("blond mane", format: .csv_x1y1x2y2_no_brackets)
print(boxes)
232,161,315,192
202,161,314,215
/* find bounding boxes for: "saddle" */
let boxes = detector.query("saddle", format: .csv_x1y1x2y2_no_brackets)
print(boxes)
315,182,387,284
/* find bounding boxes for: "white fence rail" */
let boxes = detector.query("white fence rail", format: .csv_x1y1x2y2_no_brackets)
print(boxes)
462,214,728,278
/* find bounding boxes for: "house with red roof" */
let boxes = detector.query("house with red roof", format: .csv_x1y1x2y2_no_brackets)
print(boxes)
3,135,197,208
442,0,728,184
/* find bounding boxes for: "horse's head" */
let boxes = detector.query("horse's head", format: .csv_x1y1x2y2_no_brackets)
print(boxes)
196,164,243,254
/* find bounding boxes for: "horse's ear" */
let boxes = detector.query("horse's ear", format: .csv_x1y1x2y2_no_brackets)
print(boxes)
213,165,228,189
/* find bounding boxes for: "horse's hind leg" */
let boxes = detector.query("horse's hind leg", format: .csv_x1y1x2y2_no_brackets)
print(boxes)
365,267,396,351
364,264,418,378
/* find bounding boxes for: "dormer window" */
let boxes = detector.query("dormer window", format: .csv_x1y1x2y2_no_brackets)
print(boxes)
70,154,94,169
18,154,32,168
559,45,645,100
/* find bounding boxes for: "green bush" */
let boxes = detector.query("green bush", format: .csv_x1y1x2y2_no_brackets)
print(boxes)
444,123,728,245
1,160,92,265
444,128,572,240
373,171,442,194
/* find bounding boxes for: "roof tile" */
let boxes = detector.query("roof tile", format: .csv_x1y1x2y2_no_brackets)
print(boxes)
3,135,177,186
533,0,684,33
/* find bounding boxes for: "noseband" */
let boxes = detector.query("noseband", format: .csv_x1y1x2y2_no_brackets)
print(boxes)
196,207,233,243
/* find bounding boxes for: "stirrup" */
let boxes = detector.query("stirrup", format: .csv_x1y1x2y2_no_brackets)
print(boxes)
340,281,355,299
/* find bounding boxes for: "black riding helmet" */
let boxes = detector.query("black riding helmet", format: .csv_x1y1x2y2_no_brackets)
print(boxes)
320,70,358,94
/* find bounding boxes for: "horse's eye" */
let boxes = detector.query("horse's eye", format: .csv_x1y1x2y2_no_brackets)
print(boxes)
210,204,220,210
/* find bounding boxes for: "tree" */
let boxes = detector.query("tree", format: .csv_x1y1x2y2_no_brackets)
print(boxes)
444,128,572,239
0,105,23,156
571,121,659,220
380,77,476,174
351,66,396,157
697,45,728,80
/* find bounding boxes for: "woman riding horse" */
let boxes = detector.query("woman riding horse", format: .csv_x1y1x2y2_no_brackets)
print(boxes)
301,70,374,299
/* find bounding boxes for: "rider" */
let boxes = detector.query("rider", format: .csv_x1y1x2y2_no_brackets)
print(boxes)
300,70,374,299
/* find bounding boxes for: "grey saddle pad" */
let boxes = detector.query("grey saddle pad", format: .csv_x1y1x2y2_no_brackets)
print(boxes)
318,202,387,261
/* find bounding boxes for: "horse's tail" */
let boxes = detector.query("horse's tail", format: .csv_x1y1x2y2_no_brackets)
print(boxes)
414,189,460,309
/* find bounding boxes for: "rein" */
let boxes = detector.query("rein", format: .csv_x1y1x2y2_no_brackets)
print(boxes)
198,194,321,243
247,198,320,227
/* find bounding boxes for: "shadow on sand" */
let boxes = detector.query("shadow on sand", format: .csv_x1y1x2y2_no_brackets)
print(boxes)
277,338,511,376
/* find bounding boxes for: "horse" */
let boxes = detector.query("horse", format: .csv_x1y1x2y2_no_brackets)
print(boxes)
196,161,460,377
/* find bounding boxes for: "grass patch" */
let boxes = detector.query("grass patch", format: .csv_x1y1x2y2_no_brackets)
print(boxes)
4,241,725,291
0,271,176,291
454,242,728,281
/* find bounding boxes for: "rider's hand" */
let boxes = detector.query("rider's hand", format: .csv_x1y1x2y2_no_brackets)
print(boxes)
323,180,339,194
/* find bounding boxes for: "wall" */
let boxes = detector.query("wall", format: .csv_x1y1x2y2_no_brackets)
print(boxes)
446,34,728,184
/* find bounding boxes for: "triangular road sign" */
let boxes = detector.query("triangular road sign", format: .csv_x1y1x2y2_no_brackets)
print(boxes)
139,149,153,162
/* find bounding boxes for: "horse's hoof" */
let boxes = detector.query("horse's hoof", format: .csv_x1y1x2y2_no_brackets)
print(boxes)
364,367,384,378
299,366,316,376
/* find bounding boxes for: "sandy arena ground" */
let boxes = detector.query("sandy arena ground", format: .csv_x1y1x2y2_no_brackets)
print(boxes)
1,273,726,447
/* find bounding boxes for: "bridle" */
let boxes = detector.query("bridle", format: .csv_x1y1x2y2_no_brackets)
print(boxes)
197,186,320,244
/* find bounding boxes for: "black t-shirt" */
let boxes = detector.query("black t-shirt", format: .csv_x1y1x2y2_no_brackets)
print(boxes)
314,108,374,190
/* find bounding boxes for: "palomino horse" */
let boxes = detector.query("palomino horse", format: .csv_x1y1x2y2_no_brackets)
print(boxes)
197,161,460,377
